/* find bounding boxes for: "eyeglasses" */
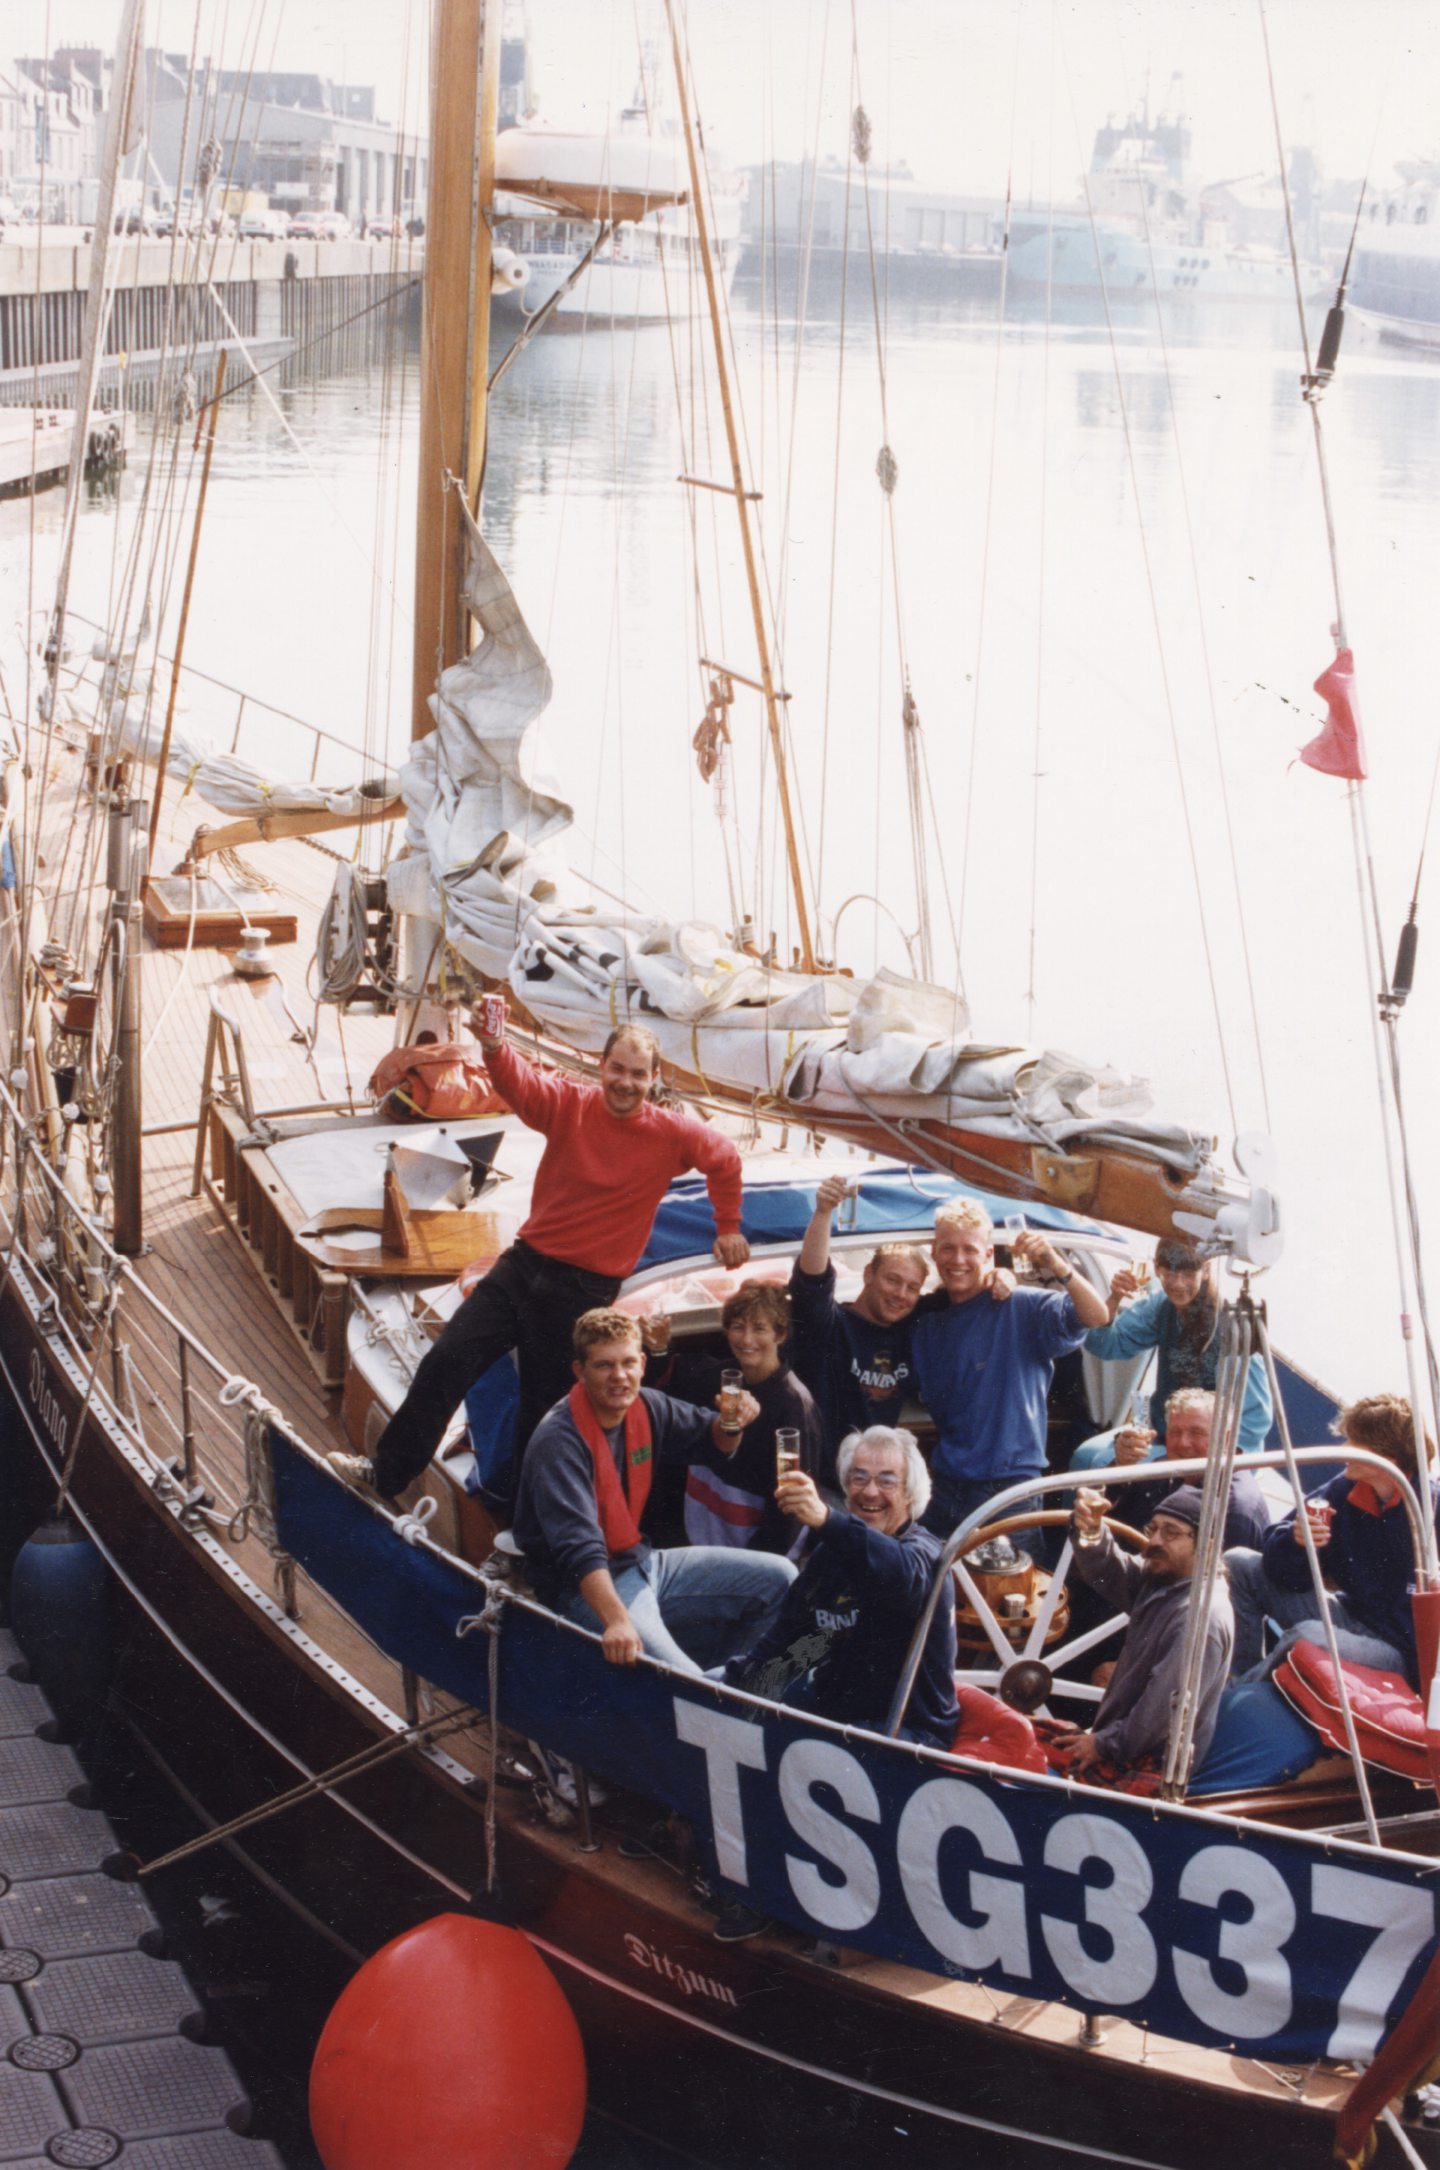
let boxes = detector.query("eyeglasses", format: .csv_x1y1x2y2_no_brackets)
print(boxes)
845,1470,902,1493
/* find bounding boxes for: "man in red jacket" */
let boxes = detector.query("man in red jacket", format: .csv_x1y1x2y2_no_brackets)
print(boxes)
364,1005,749,1502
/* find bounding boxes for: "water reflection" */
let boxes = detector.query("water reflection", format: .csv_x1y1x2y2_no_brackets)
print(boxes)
4,283,1440,1398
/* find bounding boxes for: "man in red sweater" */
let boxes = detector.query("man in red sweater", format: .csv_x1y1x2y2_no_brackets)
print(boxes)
365,1006,749,1502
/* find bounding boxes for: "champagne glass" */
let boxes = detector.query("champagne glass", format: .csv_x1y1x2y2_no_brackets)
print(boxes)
1074,1487,1109,1548
775,1427,802,1479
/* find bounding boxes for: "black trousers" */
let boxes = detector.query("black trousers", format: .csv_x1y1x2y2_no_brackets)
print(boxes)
372,1240,620,1499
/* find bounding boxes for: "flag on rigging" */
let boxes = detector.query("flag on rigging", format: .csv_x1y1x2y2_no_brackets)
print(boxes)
1298,646,1368,781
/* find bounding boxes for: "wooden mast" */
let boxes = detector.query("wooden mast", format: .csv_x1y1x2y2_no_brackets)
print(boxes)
412,0,501,740
661,0,816,972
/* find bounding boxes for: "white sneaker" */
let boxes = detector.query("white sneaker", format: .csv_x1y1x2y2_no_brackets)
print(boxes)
326,1452,376,1489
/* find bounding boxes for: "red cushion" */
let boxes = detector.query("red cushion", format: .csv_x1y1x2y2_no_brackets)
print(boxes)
1272,1643,1429,1781
950,1685,1049,1774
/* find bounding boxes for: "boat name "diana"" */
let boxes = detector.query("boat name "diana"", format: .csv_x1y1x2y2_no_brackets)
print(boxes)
28,1348,70,1456
623,1931,739,2008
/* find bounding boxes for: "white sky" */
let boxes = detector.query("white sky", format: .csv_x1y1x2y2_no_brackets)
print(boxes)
16,0,1440,200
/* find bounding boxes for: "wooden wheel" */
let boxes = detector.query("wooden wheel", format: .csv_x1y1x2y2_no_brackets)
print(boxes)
951,1506,1147,1718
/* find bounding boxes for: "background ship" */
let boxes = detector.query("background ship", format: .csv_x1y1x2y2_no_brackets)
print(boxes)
1008,92,1313,301
1350,160,1440,351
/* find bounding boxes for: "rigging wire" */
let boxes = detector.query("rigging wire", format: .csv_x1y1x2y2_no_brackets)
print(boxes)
631,1,746,936
815,9,856,956
13,0,58,1075
954,147,1017,981
1060,46,1240,1138
1124,112,1275,1133
62,0,278,969
844,0,955,981
1024,2,1056,1041
671,0,819,964
1258,0,1440,1527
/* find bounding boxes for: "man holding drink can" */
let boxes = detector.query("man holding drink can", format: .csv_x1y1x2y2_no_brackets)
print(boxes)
357,998,751,1505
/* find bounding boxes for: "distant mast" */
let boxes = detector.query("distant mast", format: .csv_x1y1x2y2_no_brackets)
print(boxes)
412,0,501,739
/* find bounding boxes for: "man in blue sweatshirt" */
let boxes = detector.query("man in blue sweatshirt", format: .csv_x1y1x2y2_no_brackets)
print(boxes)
787,1174,1013,1487
911,1200,1107,1548
1226,1393,1439,1687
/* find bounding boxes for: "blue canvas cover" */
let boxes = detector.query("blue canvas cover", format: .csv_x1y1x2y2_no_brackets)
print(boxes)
637,1167,1103,1275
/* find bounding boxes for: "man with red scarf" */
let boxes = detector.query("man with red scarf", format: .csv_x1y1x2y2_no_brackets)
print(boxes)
514,1311,796,1671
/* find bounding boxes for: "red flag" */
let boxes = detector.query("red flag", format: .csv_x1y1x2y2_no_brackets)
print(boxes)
1299,647,1368,781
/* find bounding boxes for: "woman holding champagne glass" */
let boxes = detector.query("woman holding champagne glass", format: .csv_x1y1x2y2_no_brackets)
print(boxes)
1070,1237,1273,1479
650,1281,822,1554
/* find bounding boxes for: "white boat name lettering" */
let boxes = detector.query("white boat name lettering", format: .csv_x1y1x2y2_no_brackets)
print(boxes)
675,1702,1437,2050
622,1932,738,2007
27,1349,69,1456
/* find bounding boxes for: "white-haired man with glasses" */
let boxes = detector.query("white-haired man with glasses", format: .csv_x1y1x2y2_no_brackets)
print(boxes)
711,1424,958,1941
720,1426,957,1744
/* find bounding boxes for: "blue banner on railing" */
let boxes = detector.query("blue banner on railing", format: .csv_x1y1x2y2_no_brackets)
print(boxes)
272,1431,1438,2065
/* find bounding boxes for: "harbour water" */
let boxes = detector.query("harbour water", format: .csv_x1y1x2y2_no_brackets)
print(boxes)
5,273,1439,1400
2,269,1439,2161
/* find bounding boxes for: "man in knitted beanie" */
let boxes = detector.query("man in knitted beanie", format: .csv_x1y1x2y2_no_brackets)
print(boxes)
1045,1483,1234,1789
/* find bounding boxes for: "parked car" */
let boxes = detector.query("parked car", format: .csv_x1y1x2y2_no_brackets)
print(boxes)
238,210,286,241
287,211,323,241
317,211,352,242
113,207,156,235
364,215,405,240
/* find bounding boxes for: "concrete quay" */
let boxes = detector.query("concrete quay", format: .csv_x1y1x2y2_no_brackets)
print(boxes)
0,234,420,407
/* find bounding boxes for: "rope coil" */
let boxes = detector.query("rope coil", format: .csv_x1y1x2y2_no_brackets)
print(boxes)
227,1406,298,1616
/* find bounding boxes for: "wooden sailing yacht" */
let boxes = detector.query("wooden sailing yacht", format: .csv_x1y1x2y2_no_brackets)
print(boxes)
1,5,1437,2167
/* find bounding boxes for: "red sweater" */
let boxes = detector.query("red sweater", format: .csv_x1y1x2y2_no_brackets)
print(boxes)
487,1041,743,1277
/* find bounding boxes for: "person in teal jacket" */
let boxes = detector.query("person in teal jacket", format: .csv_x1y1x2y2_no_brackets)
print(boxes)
1072,1237,1272,1475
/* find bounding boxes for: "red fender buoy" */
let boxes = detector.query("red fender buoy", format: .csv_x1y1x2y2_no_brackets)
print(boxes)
310,1914,587,2170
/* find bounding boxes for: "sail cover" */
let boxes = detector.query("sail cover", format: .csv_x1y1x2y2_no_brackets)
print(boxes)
391,531,1211,1171
45,621,397,822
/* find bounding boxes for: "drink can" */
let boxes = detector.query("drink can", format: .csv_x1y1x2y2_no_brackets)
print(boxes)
1307,1498,1335,1541
478,992,506,1040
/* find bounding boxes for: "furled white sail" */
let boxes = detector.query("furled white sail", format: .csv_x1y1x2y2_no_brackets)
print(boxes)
44,622,397,823
390,532,1212,1173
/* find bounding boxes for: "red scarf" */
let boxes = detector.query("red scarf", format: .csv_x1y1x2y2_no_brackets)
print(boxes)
569,1383,653,1553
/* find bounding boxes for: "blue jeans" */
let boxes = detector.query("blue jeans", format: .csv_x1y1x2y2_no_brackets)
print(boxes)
564,1546,796,1677
1225,1547,1409,1683
921,1474,1047,1562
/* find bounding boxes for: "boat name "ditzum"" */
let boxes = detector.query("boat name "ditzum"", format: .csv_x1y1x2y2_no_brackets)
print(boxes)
623,1932,739,2007
28,1348,70,1457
